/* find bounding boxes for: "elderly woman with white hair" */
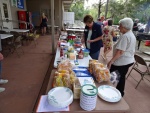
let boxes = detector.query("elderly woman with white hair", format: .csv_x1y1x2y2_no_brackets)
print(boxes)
107,18,136,97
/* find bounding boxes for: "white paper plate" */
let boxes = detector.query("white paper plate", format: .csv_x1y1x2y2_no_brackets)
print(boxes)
98,85,121,102
48,87,73,108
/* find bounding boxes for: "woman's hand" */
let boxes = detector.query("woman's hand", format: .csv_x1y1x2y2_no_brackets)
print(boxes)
87,40,94,43
0,53,4,61
107,60,113,69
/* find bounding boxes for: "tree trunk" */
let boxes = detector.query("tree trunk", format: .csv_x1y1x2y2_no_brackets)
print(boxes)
98,0,101,18
105,0,109,19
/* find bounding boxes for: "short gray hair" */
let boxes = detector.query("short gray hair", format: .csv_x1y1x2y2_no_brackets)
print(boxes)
119,18,133,30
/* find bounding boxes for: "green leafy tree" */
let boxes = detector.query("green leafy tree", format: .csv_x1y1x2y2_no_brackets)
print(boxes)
69,0,149,24
107,0,149,24
69,0,86,20
69,0,98,21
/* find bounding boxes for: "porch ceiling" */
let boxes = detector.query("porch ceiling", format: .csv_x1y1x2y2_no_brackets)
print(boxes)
63,0,73,11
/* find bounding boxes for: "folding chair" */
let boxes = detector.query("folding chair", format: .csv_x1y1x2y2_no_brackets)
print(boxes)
13,36,24,57
1,31,14,57
10,31,24,57
26,30,39,46
1,38,13,57
10,31,21,37
126,54,150,89
0,30,7,34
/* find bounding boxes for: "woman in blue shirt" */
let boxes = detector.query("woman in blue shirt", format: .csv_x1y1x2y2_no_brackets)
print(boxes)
83,15,103,60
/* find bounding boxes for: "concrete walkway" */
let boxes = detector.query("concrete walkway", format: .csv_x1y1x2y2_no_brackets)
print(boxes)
0,35,58,113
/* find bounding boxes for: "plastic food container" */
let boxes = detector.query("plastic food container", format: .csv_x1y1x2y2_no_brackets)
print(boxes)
83,49,90,57
80,84,98,111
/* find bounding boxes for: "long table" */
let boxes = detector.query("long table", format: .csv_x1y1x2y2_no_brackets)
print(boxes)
66,28,84,32
47,25,59,28
136,51,150,62
54,48,92,68
2,28,29,33
68,27,84,29
143,51,150,56
137,33,150,50
44,69,130,113
0,34,13,39
47,25,59,34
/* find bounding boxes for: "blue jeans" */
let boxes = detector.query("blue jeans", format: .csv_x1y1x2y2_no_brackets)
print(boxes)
0,61,2,79
90,50,100,60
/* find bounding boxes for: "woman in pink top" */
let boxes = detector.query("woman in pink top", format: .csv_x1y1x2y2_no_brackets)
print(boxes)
102,19,116,60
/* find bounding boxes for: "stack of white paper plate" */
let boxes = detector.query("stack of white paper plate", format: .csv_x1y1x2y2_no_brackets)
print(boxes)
98,85,121,102
48,87,73,108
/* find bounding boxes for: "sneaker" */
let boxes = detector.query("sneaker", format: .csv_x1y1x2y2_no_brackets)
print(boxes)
0,87,5,92
0,79,8,84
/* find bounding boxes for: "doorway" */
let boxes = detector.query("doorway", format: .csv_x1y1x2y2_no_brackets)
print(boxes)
0,0,13,29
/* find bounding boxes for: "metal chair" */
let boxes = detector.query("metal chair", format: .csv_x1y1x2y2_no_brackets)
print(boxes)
10,31,24,57
0,30,7,34
1,31,14,57
26,30,39,46
1,38,13,57
10,31,21,37
126,54,150,89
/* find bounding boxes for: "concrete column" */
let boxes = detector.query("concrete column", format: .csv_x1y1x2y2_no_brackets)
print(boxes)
51,0,55,54
59,0,62,30
62,1,65,30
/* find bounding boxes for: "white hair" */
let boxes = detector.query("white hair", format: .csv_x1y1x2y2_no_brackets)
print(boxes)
119,18,133,30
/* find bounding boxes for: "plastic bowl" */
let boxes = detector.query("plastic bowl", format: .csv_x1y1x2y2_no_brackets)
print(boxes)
83,49,90,57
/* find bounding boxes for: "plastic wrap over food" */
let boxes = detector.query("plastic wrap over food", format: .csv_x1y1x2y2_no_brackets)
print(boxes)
92,63,104,76
89,60,110,83
57,59,73,71
53,70,76,89
89,60,99,74
94,67,110,83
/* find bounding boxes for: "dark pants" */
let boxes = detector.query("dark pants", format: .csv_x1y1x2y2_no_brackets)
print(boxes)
110,63,134,97
90,50,100,60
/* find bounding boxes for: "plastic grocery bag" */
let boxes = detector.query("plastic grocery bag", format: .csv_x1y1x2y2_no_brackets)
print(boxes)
110,70,120,87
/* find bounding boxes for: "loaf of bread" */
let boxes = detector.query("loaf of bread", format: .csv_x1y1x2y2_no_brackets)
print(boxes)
89,60,110,83
89,59,99,74
57,60,73,71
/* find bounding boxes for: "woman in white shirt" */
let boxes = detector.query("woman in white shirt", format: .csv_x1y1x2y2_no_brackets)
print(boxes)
107,18,136,97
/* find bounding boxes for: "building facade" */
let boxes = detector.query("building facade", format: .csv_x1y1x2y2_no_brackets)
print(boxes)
0,0,73,29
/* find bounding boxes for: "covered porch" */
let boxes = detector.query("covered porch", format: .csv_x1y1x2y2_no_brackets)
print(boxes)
0,0,150,113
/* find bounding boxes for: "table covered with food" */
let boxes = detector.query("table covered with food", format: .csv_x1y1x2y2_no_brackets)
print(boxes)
44,60,129,113
54,34,92,68
36,33,130,113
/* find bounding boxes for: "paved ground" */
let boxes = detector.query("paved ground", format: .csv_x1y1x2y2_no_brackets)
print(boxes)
0,35,58,113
